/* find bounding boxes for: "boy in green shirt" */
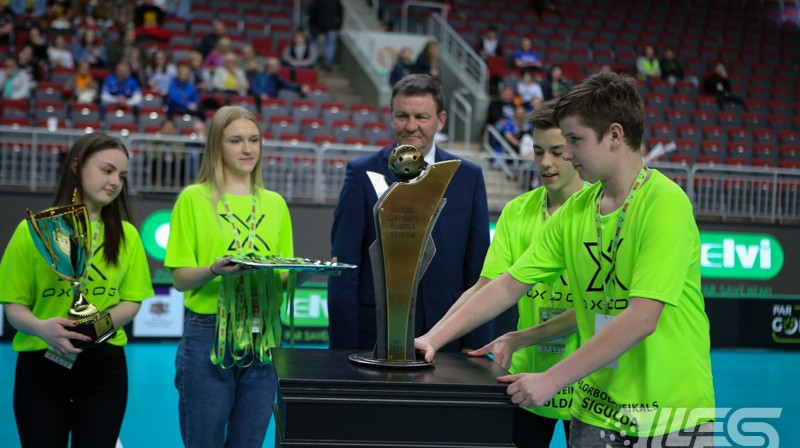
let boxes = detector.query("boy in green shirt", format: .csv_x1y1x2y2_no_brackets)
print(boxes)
417,72,715,446
431,100,584,447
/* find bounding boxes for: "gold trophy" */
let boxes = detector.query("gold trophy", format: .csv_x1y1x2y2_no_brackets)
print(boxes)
350,145,460,367
27,201,116,348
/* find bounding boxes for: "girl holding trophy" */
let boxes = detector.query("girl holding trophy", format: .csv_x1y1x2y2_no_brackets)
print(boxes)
0,133,154,447
165,106,295,448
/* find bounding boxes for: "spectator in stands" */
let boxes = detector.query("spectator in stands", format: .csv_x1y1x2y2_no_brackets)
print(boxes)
389,46,415,86
414,40,440,78
10,0,46,18
532,0,560,20
133,0,169,42
660,47,698,88
249,56,310,110
185,118,207,181
9,0,46,28
540,64,571,100
48,34,75,69
191,118,207,139
197,19,226,58
308,0,343,71
281,29,319,71
74,0,112,30
503,102,533,154
125,46,146,86
158,117,176,135
44,0,75,30
145,48,177,96
703,61,746,110
167,64,201,118
635,44,661,83
107,27,146,70
187,50,211,92
107,0,135,30
151,117,185,186
73,28,109,68
0,4,13,45
516,69,544,105
476,25,503,59
212,52,249,97
238,45,266,74
168,0,192,23
513,37,543,71
17,44,44,82
486,85,516,129
66,59,100,103
23,26,49,70
203,36,231,71
0,58,33,100
100,60,142,118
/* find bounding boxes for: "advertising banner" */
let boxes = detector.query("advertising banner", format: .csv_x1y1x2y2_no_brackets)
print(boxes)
132,286,184,338
698,223,800,349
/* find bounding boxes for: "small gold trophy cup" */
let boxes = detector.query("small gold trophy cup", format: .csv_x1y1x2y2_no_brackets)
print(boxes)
26,203,116,348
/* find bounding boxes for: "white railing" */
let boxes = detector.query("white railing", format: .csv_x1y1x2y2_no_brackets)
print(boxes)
2,126,800,221
449,88,473,149
689,163,800,223
400,1,449,33
482,124,521,180
427,13,487,88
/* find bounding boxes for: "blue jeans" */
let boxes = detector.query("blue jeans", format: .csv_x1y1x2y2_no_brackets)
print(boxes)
313,30,338,68
175,310,277,448
568,418,714,447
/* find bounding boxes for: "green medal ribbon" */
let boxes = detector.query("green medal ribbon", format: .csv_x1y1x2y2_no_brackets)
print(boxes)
209,191,290,368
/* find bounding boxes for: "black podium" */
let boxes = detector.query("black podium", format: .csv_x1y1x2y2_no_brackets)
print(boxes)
273,348,516,447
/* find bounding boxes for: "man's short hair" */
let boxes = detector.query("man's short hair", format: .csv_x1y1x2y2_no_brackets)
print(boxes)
391,74,445,114
554,71,644,150
528,100,558,131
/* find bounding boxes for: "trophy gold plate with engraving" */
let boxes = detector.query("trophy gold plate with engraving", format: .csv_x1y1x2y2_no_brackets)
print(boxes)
27,203,116,348
349,145,460,368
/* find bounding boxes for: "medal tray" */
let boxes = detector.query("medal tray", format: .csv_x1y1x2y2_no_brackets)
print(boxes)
228,256,356,271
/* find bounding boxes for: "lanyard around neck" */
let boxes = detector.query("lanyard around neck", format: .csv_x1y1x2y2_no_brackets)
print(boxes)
221,192,257,257
594,165,649,313
80,220,101,283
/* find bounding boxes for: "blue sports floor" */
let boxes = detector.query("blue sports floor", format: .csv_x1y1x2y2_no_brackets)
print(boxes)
1,343,798,447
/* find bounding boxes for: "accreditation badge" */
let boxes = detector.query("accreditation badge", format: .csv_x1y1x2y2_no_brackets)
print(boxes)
538,307,567,354
594,314,619,369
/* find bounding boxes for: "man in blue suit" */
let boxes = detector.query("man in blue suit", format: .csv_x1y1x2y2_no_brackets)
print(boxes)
328,74,492,352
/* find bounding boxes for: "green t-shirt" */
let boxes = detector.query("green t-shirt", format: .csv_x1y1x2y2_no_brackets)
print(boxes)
508,170,715,436
0,220,154,351
164,183,294,315
481,186,579,420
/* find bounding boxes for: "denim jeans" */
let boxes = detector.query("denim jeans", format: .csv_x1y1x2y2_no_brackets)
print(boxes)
175,310,277,448
569,417,714,448
312,30,338,68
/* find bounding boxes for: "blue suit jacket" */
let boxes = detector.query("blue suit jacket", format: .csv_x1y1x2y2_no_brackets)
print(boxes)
328,145,491,351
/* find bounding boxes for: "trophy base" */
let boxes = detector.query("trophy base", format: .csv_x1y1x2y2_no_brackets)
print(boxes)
71,312,117,348
348,352,433,368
